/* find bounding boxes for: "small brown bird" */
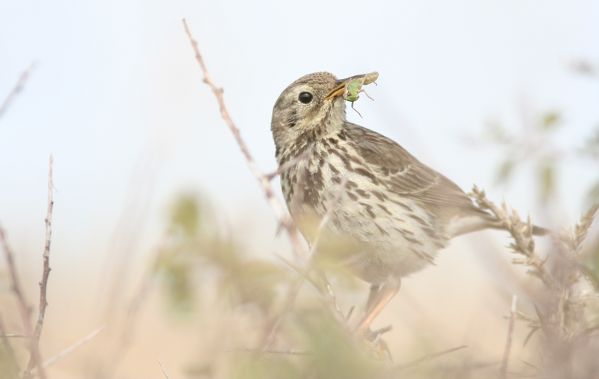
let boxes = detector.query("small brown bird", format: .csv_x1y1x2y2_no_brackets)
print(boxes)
271,72,545,331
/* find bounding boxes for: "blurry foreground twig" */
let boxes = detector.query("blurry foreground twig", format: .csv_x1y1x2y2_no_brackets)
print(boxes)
0,63,36,119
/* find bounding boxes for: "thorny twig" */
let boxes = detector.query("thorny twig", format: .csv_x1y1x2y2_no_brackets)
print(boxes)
182,18,346,349
0,63,36,119
24,155,55,376
470,186,555,288
499,295,518,379
182,18,307,263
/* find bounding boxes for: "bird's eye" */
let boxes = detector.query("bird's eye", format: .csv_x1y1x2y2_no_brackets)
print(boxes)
298,92,313,104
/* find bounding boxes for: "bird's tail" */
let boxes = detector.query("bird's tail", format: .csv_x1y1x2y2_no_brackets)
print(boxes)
451,210,550,237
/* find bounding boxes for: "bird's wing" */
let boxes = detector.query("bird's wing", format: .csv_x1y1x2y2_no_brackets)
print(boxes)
344,123,481,214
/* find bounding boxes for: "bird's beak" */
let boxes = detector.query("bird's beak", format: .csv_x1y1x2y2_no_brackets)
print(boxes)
325,80,350,100
324,72,379,100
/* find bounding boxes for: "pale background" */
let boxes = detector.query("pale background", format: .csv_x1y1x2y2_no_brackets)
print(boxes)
1,0,598,377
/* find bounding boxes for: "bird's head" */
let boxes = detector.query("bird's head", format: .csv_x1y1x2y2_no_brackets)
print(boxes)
271,72,349,154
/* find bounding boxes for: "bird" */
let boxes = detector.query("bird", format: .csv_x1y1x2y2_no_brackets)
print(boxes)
270,72,546,332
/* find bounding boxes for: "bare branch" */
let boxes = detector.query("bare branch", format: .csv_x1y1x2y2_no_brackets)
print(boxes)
181,19,308,262
499,295,518,379
24,155,55,376
0,63,36,119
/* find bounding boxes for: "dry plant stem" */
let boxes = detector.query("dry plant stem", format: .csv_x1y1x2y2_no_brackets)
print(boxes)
0,228,47,379
470,186,555,288
182,18,306,263
24,155,55,376
0,63,36,119
499,295,518,379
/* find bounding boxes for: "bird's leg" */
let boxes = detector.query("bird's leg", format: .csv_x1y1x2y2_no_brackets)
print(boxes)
365,284,382,314
355,278,400,334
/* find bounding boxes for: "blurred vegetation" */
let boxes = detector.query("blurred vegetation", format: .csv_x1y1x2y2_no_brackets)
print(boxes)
154,194,286,314
479,111,599,207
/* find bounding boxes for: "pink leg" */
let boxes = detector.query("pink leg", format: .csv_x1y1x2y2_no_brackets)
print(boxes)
355,278,401,334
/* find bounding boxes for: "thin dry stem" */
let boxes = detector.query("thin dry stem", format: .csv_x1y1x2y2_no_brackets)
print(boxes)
470,186,555,288
182,18,307,263
24,155,55,376
182,18,346,352
0,63,36,119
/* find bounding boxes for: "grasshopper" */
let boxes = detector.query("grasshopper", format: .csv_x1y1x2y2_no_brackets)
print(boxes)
343,72,378,117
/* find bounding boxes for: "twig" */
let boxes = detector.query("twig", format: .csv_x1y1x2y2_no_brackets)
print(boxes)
0,63,36,119
0,227,47,379
499,295,518,379
25,155,55,376
182,18,347,350
41,325,105,369
394,345,468,370
182,18,307,263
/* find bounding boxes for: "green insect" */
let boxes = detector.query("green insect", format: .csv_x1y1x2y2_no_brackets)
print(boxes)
343,72,379,117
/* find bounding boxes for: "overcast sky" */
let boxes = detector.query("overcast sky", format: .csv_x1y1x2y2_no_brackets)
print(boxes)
1,0,598,268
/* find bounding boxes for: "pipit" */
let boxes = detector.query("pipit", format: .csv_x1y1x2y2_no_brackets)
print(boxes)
271,72,546,332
